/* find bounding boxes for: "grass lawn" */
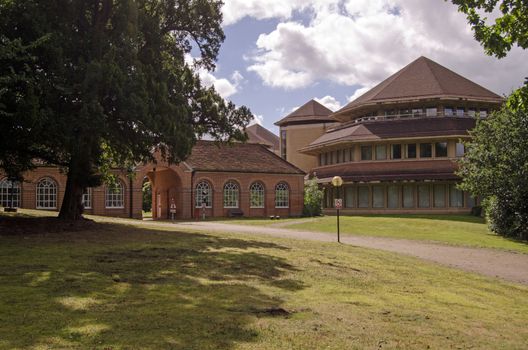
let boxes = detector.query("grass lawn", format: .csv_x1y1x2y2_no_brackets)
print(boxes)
1,212,528,349
218,214,528,254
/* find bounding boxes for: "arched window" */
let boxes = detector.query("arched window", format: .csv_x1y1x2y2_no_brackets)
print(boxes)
82,188,92,209
0,178,20,208
223,181,239,208
275,182,289,208
250,182,265,208
106,181,125,208
195,181,212,208
36,177,57,209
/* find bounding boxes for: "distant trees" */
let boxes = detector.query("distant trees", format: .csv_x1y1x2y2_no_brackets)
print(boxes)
451,1,528,239
0,0,252,220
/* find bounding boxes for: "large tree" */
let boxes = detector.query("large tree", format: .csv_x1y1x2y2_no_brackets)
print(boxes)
0,0,252,220
450,0,528,58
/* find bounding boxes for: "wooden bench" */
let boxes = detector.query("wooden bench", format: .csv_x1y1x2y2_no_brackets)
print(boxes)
228,208,244,217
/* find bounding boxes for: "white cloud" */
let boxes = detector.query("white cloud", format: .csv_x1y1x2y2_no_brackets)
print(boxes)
314,95,341,111
241,0,527,95
347,86,373,103
248,114,264,126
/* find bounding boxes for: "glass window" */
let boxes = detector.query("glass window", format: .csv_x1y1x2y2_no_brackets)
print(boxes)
426,107,437,117
433,185,446,208
391,144,402,159
105,181,125,208
36,177,57,209
449,184,464,207
418,185,430,208
412,108,423,117
444,107,454,116
479,109,488,118
358,187,369,208
82,188,92,209
361,145,372,161
456,107,465,117
0,179,20,208
456,143,465,157
372,186,384,208
280,130,287,160
195,181,212,208
420,143,432,158
223,181,239,208
349,147,354,162
468,108,476,117
250,182,265,208
318,153,323,166
435,142,448,157
375,145,387,160
275,182,289,208
407,144,417,158
402,185,414,208
345,186,355,208
467,195,476,208
387,185,399,209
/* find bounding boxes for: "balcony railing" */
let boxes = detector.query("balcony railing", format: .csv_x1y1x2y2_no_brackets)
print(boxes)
349,111,486,125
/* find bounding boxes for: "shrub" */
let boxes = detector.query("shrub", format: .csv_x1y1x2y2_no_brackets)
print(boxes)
303,178,324,217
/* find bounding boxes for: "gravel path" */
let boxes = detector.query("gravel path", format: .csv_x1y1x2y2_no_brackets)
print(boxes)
139,220,528,285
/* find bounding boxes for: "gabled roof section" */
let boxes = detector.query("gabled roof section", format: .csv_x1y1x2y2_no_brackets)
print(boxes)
246,123,279,150
275,99,335,126
185,141,305,174
335,56,503,118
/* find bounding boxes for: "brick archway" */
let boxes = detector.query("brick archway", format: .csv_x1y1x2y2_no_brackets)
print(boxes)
145,167,183,220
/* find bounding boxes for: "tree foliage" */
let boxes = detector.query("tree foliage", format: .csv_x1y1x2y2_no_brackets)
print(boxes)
0,0,253,219
303,177,324,217
450,0,528,58
457,86,528,240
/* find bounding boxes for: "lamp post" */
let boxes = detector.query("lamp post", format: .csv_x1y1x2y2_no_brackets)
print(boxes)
331,176,343,243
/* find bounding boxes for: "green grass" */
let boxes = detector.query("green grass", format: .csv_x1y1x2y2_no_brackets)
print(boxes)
1,212,528,349
217,214,528,254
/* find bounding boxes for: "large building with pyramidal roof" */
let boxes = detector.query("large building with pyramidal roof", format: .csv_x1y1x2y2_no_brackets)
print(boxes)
277,56,504,214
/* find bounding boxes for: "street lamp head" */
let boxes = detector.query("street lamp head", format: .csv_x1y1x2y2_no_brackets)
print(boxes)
331,176,343,187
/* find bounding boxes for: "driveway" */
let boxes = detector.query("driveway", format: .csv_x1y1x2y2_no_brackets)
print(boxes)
140,220,528,285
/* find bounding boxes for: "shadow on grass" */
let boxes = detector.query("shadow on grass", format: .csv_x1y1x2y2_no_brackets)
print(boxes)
0,218,305,349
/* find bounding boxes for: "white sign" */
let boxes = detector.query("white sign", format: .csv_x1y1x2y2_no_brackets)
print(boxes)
334,199,343,209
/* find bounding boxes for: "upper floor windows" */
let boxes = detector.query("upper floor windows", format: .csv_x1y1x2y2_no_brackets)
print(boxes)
420,143,433,158
407,144,417,159
361,145,372,161
435,142,448,158
391,144,402,159
456,142,465,157
375,145,386,160
426,107,437,117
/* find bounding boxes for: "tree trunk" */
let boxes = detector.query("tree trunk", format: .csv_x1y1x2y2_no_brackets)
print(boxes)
58,162,85,221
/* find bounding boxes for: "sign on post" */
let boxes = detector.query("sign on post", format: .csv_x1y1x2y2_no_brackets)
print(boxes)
334,198,343,209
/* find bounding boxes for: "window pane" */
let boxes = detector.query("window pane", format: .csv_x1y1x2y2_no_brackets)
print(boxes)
456,143,465,157
402,185,414,208
358,187,369,208
387,185,399,209
479,109,488,118
412,108,423,117
420,143,432,158
468,108,476,117
449,184,464,207
195,181,212,208
418,185,430,208
275,183,289,208
426,107,437,117
467,195,476,208
375,145,386,160
349,147,354,162
444,107,454,116
433,185,446,208
435,142,448,157
250,182,265,208
0,179,21,208
345,186,355,208
391,144,402,159
361,146,372,161
407,144,417,158
223,181,239,208
372,186,384,208
281,130,287,160
456,107,465,117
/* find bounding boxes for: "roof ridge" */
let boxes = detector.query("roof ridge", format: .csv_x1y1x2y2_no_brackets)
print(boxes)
421,56,445,93
368,57,422,101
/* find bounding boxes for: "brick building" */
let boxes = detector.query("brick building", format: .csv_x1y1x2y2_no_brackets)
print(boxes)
277,56,504,214
0,141,305,219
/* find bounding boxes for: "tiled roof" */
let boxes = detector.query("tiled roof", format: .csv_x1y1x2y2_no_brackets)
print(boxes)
303,117,476,152
335,56,503,118
185,141,305,174
275,99,335,126
313,160,458,182
246,124,280,150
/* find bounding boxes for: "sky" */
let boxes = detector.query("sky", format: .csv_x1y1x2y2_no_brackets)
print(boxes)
195,0,528,135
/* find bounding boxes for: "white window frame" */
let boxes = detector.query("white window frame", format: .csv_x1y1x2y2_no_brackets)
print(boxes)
223,181,240,208
275,182,289,208
36,177,58,209
250,182,265,208
195,181,212,208
105,181,125,208
82,188,92,209
0,178,21,208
